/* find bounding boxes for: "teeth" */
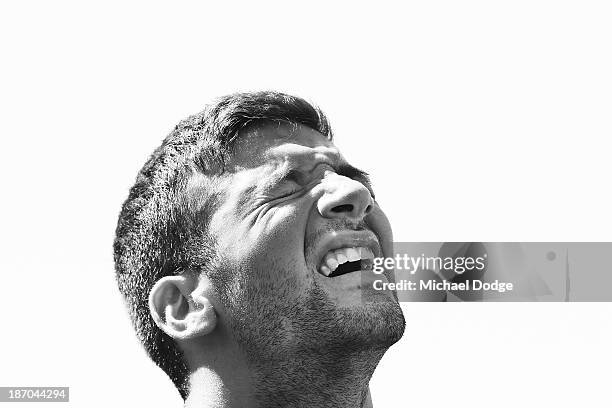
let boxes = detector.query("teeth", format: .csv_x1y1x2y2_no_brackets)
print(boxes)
335,251,348,264
320,265,332,276
360,247,374,259
324,253,339,271
345,247,360,262
318,246,376,276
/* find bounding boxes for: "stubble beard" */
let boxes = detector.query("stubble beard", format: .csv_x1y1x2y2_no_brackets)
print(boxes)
212,256,405,407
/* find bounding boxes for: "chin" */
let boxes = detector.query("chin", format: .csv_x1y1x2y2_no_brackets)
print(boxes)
361,300,405,346
326,298,406,352
292,284,404,351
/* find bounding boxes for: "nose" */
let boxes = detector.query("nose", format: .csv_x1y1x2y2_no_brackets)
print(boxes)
317,173,374,221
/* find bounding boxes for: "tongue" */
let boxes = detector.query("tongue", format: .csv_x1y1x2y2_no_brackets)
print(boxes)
329,260,362,277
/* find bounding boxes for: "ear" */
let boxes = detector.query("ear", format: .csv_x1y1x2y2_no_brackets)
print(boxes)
148,275,217,341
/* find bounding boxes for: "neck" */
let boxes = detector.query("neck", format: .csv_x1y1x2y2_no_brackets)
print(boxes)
185,345,382,408
183,329,254,408
185,366,252,408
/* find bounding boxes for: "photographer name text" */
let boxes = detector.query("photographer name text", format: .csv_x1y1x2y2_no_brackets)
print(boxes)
373,279,514,293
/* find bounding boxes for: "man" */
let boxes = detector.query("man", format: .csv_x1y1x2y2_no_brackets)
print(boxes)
114,91,405,407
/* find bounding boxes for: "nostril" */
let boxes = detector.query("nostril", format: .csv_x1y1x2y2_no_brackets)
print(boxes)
331,204,354,213
364,204,372,215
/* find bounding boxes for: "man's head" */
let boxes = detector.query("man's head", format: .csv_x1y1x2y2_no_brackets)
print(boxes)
114,92,405,401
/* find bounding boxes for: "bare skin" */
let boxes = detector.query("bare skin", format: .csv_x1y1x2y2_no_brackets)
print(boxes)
149,123,405,407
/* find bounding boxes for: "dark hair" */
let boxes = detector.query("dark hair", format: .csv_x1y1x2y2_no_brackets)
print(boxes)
113,91,332,399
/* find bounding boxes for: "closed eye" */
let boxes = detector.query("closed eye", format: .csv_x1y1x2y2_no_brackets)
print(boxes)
274,163,376,199
271,169,305,198
284,169,305,184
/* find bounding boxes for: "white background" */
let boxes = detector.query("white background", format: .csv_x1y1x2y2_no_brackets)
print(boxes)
1,1,611,407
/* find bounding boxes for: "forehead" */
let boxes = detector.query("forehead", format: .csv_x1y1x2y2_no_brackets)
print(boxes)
229,122,339,170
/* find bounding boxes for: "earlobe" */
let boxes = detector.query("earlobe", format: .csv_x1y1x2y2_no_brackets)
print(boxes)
149,275,218,341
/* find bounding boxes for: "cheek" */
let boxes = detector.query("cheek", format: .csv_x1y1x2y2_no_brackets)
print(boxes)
366,205,394,257
246,200,313,259
211,203,302,258
230,254,314,323
239,206,316,298
219,202,314,282
212,196,318,310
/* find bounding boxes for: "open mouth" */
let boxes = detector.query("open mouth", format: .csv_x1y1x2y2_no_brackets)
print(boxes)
318,246,375,278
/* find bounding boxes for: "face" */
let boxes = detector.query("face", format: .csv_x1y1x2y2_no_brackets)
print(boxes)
204,122,405,361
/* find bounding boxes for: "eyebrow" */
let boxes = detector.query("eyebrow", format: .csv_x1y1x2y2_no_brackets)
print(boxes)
335,163,371,185
284,160,371,183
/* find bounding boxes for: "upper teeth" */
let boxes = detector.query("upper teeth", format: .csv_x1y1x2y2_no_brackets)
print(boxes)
319,246,375,276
